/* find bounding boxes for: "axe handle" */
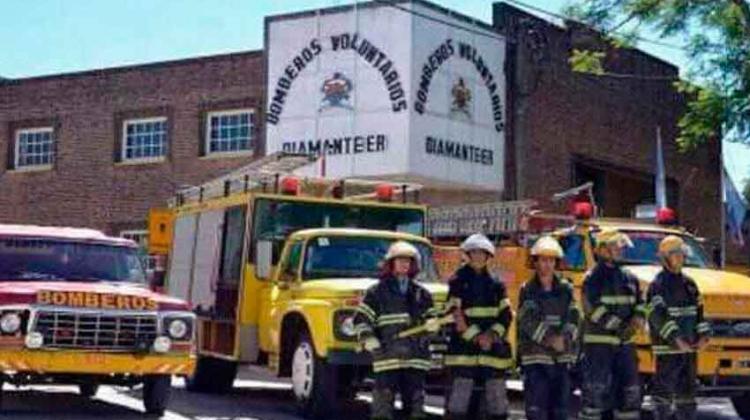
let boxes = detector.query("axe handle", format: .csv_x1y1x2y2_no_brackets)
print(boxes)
397,314,455,339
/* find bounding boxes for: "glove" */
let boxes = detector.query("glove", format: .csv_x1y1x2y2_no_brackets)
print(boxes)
363,337,381,352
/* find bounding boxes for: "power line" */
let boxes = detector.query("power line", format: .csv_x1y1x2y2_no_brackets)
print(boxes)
504,0,687,51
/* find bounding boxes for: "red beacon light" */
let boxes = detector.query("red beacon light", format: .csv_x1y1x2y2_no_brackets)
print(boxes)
572,201,594,220
375,183,395,202
280,176,300,195
656,207,677,225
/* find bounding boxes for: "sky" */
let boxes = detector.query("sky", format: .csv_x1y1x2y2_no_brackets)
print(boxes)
1,0,747,193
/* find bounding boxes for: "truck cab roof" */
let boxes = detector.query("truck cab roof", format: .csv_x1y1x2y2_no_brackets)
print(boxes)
0,224,137,247
288,228,431,244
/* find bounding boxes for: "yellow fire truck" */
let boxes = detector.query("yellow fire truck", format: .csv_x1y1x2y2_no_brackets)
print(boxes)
431,199,750,419
0,224,195,415
150,153,448,418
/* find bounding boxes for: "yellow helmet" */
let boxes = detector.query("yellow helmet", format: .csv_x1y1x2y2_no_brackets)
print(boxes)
594,228,633,249
659,235,687,256
384,241,420,262
531,236,564,258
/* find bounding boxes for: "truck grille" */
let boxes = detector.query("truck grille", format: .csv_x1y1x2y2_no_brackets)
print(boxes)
34,310,158,351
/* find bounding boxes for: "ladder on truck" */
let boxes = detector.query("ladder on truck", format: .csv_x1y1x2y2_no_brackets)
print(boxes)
428,200,537,239
170,152,424,207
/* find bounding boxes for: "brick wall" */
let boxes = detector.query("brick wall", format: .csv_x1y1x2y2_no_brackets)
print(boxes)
494,4,723,253
0,52,265,235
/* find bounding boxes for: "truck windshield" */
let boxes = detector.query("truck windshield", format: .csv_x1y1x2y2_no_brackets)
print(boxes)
0,238,146,283
253,198,425,242
302,236,437,282
593,231,710,268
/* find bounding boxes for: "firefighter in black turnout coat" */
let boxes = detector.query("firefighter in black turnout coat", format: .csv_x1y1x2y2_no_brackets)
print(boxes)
353,241,435,420
445,233,513,420
517,236,581,420
647,235,711,420
580,229,648,420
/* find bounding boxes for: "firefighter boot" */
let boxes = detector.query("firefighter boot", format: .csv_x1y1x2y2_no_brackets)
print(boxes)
652,396,672,420
371,387,395,420
674,398,697,420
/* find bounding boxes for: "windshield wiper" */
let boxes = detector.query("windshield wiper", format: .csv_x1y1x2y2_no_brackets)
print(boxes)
5,271,64,281
64,275,114,283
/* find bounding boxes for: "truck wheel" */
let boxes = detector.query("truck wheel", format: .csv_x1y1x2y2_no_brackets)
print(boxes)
292,334,339,419
185,356,238,394
143,375,172,416
79,383,99,398
732,393,750,419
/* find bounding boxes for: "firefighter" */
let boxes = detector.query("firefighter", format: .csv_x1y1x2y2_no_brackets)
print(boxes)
517,236,581,420
647,235,711,420
445,233,513,420
580,228,648,420
353,241,434,420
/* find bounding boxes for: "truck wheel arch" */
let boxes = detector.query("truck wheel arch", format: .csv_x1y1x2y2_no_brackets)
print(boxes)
280,312,312,377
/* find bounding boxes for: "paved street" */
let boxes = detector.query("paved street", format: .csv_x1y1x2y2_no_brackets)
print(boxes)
0,367,743,419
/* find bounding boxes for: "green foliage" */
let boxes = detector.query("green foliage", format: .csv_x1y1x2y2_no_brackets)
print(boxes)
569,49,606,75
564,0,750,150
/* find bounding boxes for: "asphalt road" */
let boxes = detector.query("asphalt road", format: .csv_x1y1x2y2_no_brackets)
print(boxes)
0,368,742,419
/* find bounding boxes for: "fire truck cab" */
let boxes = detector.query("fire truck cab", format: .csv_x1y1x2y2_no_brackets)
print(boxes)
0,224,195,415
152,153,448,418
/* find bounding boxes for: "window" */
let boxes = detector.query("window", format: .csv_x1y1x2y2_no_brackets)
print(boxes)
206,109,254,155
219,206,247,285
15,127,54,169
119,230,157,271
122,117,167,162
281,241,303,282
249,198,425,263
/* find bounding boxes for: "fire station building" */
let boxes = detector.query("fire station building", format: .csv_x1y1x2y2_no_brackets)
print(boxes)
0,1,731,261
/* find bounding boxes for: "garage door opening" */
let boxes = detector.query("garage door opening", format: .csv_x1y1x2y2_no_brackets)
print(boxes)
573,157,679,218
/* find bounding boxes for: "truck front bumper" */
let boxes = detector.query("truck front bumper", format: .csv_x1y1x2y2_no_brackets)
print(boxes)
0,349,195,376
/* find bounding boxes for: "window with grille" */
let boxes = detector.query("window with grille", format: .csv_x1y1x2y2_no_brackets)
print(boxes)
15,128,54,169
206,109,254,155
122,117,167,162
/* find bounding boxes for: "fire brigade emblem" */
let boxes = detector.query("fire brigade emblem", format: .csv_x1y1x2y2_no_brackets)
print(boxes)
451,77,472,118
320,72,353,111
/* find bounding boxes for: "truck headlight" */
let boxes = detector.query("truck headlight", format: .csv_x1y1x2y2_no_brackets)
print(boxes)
0,312,21,334
161,315,193,340
167,319,189,340
333,310,358,341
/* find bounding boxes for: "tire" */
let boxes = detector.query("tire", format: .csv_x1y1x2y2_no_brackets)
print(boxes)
79,383,99,398
732,392,750,419
291,333,340,419
185,356,238,394
143,375,172,416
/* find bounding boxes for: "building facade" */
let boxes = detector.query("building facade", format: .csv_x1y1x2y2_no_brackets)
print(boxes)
0,1,728,261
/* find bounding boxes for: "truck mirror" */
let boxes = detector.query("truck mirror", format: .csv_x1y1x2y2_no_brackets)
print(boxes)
256,240,273,280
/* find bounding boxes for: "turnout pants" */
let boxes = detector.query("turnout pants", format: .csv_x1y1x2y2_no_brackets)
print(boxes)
372,369,426,420
580,344,642,420
446,366,508,420
523,363,571,420
652,353,697,420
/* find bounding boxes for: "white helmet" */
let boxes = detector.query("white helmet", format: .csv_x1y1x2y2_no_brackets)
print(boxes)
384,241,420,264
531,236,564,259
460,233,495,257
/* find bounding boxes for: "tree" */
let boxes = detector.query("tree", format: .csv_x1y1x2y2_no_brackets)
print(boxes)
565,0,750,151
744,178,750,204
